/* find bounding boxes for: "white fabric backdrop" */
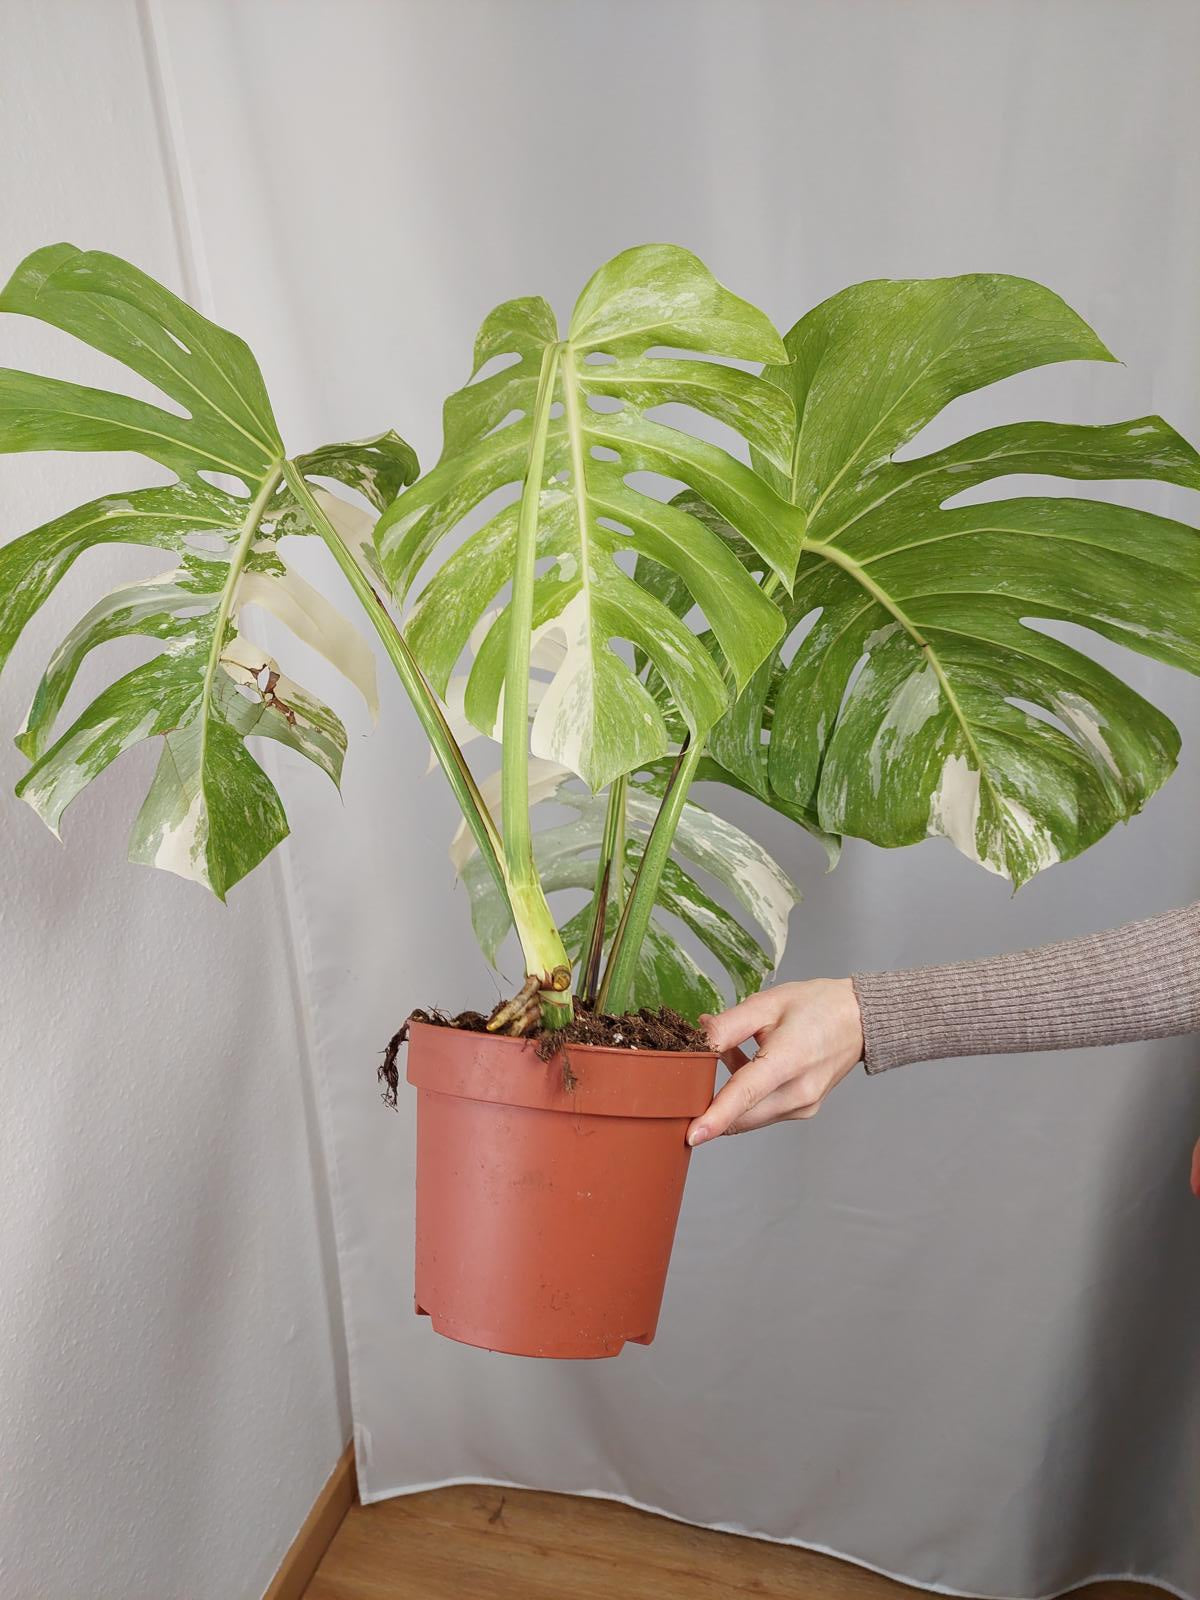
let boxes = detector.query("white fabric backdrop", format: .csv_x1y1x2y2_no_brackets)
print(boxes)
155,2,1200,1594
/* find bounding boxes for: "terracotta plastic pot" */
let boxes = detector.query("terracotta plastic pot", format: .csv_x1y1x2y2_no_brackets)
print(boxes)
405,1020,719,1359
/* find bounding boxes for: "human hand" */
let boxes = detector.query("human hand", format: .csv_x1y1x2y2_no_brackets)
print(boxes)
687,979,865,1146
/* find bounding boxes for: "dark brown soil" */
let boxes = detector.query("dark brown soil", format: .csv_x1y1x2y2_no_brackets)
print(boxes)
378,1003,709,1108
533,1003,708,1056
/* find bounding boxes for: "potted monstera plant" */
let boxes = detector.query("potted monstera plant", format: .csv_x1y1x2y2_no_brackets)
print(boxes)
2,244,1197,1358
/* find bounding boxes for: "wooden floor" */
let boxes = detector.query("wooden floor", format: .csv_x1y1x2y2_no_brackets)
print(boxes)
303,1482,1160,1600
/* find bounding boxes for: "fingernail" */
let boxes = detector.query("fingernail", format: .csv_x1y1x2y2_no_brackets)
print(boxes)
688,1125,709,1147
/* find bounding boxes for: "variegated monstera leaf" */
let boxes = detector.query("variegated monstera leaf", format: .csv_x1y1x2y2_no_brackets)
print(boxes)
376,243,805,793
452,761,799,1019
0,245,416,897
703,275,1200,885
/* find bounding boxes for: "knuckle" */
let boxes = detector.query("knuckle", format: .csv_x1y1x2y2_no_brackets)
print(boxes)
794,1071,824,1106
740,1081,767,1116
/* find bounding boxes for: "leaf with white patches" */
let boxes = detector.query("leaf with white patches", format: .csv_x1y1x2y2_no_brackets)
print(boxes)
238,563,378,721
700,275,1200,886
292,430,419,513
455,764,800,1016
0,245,415,894
377,243,803,792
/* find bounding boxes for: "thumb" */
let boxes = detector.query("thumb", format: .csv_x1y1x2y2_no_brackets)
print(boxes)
700,989,781,1054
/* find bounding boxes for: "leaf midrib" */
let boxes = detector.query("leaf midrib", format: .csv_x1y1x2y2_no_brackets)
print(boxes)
87,297,280,465
804,535,1004,846
195,463,284,863
560,343,597,671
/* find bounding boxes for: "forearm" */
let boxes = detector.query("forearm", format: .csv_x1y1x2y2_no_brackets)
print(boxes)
852,902,1200,1075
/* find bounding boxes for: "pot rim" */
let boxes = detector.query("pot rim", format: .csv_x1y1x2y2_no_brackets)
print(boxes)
405,1018,720,1117
407,1017,719,1061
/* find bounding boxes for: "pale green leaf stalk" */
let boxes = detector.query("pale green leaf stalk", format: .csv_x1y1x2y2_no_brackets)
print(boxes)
281,464,508,902
499,341,572,1022
578,773,627,1008
458,763,798,1018
597,742,706,1016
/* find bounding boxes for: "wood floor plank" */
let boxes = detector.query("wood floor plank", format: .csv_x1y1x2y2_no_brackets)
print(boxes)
303,1482,1161,1600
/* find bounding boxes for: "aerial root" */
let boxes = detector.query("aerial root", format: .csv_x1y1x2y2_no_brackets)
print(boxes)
486,974,542,1036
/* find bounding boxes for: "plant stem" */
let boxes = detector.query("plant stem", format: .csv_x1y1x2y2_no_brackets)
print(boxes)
201,464,284,770
281,462,509,904
597,739,706,1016
498,342,573,1021
578,774,627,1007
594,564,788,1014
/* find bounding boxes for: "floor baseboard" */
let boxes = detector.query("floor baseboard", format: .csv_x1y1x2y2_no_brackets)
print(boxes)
263,1440,357,1600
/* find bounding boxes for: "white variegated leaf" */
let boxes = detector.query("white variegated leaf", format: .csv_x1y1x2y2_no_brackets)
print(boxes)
448,756,568,875
377,244,804,793
239,562,378,721
455,764,800,1016
692,276,1200,887
425,623,564,773
0,245,416,896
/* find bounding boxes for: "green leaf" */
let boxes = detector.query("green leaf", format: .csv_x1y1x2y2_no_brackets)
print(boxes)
722,274,1200,886
0,244,282,479
377,243,803,793
292,430,419,513
0,245,416,895
456,764,800,1017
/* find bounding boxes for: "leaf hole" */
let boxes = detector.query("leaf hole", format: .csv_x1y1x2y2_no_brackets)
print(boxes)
484,408,525,438
835,652,871,723
644,402,749,463
196,469,252,496
584,351,617,365
778,606,822,668
471,351,522,383
183,530,229,554
590,445,620,463
1006,697,1075,739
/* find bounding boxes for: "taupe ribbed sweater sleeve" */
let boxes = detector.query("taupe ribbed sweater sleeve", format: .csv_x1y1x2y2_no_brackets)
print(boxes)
851,902,1200,1075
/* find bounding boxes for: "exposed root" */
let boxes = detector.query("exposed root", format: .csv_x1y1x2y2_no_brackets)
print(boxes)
504,998,542,1036
486,974,541,1036
378,1017,409,1110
